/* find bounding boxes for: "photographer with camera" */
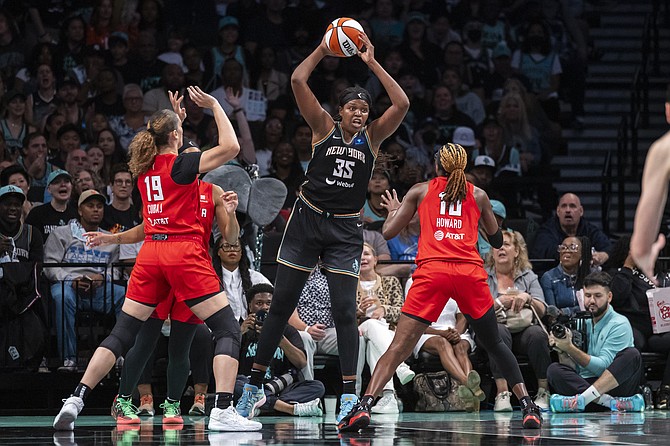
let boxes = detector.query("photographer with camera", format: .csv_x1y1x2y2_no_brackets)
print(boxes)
236,284,325,417
547,271,645,412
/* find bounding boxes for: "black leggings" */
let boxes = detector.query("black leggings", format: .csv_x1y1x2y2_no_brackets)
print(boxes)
253,264,360,376
466,306,525,388
119,318,197,401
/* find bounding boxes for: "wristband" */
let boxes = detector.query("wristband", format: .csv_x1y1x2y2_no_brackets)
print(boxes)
303,325,311,333
232,108,243,114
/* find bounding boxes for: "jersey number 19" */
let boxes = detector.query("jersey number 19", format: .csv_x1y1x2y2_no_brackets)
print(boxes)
144,176,164,202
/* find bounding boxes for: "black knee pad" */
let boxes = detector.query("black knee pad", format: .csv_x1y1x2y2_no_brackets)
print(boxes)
99,311,144,359
204,305,241,359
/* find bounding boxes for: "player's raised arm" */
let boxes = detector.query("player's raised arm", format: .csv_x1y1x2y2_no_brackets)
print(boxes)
187,86,240,173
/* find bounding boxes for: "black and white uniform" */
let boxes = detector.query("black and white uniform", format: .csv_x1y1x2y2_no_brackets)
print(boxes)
277,123,375,277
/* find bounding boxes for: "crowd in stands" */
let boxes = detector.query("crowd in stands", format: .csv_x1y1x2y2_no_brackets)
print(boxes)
1,0,669,415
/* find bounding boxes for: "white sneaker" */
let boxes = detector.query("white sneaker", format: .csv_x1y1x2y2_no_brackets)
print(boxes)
534,387,550,410
371,393,400,414
294,398,323,417
208,405,262,431
58,359,77,373
53,396,84,430
396,363,416,385
494,391,513,412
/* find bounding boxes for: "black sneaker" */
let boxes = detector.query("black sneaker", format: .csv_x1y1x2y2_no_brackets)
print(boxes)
522,404,542,429
337,403,370,432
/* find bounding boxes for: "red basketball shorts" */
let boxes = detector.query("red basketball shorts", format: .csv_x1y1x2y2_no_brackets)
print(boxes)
126,240,222,307
402,260,494,322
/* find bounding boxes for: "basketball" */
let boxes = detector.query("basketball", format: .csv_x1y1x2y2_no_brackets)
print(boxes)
324,17,364,57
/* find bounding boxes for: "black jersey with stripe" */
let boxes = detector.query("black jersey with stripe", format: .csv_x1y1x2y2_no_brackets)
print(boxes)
300,123,376,214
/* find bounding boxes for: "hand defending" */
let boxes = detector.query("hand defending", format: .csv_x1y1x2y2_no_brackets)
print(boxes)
380,189,401,211
187,86,218,110
169,90,187,122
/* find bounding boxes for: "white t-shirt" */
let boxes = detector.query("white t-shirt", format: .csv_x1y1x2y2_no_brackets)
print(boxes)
220,266,272,321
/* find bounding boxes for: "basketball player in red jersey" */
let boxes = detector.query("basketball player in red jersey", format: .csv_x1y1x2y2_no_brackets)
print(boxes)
53,86,261,432
85,157,239,425
338,144,542,431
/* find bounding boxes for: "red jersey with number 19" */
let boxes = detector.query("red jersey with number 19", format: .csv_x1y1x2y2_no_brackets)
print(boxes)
139,153,200,236
416,178,482,266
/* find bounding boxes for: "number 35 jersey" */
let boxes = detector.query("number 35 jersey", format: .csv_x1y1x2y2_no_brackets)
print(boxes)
300,123,375,214
416,178,482,266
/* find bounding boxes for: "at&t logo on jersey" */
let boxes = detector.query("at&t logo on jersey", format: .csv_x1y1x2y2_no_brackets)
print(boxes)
352,259,360,274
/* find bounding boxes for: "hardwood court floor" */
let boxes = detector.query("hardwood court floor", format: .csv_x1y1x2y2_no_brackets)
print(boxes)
1,410,669,445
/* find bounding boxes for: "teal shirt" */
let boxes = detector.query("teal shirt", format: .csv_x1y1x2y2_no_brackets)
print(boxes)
577,306,634,379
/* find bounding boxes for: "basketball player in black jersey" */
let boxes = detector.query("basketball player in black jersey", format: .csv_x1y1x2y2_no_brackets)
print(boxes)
235,31,409,423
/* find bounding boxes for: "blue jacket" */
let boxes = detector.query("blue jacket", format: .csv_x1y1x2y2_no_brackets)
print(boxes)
540,265,581,316
578,306,634,379
531,216,613,261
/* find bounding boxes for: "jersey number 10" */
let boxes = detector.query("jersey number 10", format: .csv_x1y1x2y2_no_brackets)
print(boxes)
439,192,462,216
144,176,164,202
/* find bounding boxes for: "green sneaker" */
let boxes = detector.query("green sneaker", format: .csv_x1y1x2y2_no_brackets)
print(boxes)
160,400,183,425
111,395,140,425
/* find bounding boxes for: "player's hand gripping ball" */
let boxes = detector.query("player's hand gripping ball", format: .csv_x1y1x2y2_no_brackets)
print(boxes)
324,17,365,57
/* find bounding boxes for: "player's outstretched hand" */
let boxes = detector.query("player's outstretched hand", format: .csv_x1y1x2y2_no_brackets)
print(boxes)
84,231,114,248
187,86,218,110
380,188,401,212
169,90,186,122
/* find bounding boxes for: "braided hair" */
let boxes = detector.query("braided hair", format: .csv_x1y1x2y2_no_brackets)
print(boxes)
437,143,468,204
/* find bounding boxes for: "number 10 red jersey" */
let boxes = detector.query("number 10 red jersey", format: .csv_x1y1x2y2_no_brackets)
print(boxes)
416,178,482,266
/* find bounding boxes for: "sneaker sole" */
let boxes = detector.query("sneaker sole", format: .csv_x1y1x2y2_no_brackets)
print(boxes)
337,412,370,432
248,395,267,419
163,416,184,425
53,413,76,431
115,415,140,425
208,419,262,431
523,414,542,429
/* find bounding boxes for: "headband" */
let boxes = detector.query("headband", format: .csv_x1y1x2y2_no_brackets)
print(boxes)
339,89,372,107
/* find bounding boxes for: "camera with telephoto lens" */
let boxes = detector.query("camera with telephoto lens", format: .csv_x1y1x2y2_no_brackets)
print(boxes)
255,310,268,327
264,368,301,395
550,310,591,351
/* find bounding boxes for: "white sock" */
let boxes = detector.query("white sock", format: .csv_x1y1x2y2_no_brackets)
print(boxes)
580,385,601,406
596,393,613,408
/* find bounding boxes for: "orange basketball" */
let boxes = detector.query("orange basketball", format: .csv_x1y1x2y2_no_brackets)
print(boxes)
324,17,364,57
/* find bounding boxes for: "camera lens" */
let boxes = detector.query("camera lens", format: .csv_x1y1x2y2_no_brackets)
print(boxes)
255,310,268,326
551,323,567,339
